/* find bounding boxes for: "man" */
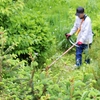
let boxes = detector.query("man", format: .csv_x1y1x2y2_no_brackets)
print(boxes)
66,7,93,68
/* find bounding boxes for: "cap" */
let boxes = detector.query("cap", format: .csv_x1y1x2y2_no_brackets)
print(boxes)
76,7,84,16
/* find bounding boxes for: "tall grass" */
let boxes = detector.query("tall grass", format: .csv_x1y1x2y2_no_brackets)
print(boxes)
24,0,100,56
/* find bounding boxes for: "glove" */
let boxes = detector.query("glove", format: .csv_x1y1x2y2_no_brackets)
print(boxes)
65,33,71,39
77,41,83,45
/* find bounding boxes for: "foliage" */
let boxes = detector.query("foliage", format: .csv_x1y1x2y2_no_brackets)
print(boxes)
0,27,35,99
25,0,100,49
0,0,56,67
0,0,100,100
1,64,100,100
0,27,25,83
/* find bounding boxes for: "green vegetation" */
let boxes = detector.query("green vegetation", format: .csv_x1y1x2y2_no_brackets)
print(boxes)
0,0,100,100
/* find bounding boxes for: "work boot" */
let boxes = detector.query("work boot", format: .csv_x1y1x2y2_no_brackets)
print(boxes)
85,58,90,64
72,64,80,70
76,59,81,67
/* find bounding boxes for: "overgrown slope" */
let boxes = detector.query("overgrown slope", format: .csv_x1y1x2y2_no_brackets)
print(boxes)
0,0,100,100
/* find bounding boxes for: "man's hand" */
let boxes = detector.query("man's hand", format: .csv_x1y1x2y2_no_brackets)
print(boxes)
65,33,71,39
77,41,83,45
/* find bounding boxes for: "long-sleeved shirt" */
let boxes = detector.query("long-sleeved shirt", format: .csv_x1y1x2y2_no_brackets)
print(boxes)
69,16,93,44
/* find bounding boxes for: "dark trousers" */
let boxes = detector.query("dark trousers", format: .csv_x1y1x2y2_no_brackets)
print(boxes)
76,44,90,66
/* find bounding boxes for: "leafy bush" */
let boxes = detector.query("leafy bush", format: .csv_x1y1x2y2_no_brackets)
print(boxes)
0,0,56,67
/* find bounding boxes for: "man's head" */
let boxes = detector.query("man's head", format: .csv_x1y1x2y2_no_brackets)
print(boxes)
76,7,85,19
